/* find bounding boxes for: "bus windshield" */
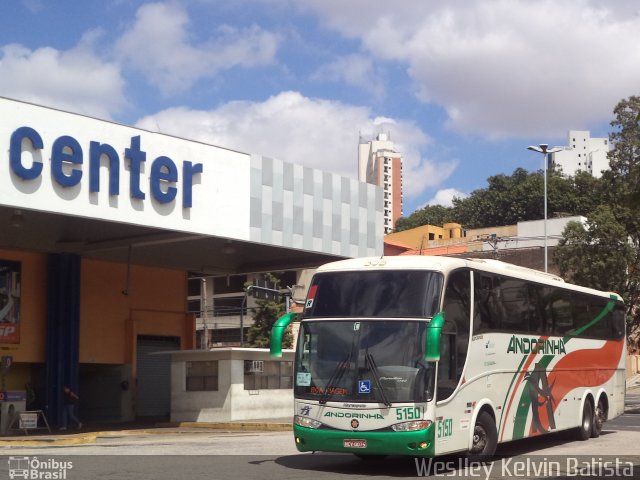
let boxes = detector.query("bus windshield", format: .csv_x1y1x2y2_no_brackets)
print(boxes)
294,320,435,404
304,270,443,318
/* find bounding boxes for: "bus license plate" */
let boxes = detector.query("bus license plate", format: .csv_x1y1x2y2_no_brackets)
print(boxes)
344,439,367,448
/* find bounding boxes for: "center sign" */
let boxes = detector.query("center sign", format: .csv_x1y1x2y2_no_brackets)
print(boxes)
10,127,203,209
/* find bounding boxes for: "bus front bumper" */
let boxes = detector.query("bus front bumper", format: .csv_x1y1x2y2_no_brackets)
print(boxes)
293,424,435,457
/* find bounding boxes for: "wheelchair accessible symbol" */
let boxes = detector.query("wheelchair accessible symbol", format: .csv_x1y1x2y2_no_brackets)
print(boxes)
358,380,371,394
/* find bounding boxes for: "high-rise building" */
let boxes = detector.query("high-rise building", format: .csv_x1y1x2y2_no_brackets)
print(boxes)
358,132,403,234
551,130,610,178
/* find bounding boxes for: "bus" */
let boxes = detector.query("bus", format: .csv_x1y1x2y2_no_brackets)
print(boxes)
270,256,626,459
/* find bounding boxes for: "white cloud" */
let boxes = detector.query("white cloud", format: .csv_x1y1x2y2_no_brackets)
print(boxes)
0,40,126,119
426,188,467,208
114,2,279,93
284,0,640,138
135,91,456,199
312,54,385,100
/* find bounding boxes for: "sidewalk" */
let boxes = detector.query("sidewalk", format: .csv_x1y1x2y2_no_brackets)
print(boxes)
3,375,639,447
0,417,293,447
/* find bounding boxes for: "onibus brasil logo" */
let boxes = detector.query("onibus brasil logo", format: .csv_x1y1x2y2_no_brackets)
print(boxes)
8,457,73,479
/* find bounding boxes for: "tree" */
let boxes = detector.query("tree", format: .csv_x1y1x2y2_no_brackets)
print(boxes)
397,167,605,233
555,206,633,295
607,95,640,239
555,94,640,344
245,274,293,349
394,204,455,231
451,168,593,229
606,95,640,342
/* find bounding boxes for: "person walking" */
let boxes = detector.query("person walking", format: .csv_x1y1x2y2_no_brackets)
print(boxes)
60,385,82,430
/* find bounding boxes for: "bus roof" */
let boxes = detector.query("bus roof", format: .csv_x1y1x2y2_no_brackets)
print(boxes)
314,256,622,301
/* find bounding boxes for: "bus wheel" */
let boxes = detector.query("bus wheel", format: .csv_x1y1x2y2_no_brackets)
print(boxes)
575,399,593,441
467,411,497,461
591,397,606,438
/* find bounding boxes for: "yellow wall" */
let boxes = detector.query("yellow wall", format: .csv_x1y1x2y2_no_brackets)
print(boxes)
0,248,47,363
0,249,196,372
80,259,192,364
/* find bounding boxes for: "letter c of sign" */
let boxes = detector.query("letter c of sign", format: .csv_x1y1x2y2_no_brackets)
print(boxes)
10,126,44,180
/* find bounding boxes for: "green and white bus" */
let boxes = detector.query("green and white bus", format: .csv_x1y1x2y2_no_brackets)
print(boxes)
270,256,626,459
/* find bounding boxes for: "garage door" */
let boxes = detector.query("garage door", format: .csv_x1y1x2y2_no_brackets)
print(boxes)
136,336,180,417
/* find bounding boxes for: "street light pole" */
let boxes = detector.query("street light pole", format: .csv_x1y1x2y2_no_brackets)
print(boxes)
527,144,562,273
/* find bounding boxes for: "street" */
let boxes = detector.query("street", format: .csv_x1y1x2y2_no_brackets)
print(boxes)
1,391,639,479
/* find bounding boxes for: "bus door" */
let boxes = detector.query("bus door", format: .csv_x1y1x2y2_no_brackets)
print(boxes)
434,269,471,455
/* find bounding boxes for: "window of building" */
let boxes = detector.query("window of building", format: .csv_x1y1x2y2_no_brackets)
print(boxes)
244,360,293,390
186,361,218,391
187,299,201,313
188,277,202,296
212,295,244,316
213,275,247,294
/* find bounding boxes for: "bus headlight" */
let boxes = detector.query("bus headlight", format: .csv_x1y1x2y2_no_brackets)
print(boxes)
294,415,322,429
391,420,432,432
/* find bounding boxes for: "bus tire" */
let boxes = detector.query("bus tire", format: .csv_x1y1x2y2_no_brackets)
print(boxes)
575,399,593,441
591,397,606,438
467,411,497,461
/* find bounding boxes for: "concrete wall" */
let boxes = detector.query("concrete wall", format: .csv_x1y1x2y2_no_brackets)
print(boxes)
170,348,294,422
627,355,640,378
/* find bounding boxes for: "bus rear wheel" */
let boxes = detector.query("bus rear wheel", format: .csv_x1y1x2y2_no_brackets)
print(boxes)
467,411,497,461
591,397,606,438
575,399,593,441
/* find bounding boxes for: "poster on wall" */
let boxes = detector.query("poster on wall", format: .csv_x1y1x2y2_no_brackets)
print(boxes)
0,260,21,343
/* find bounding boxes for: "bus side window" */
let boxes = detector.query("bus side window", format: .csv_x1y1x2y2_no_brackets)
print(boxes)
527,284,545,334
500,277,538,333
439,269,470,401
549,290,573,335
436,333,457,401
474,273,503,332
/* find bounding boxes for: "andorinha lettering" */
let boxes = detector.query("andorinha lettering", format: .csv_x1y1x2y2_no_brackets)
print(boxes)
507,335,566,355
324,411,384,419
8,126,203,208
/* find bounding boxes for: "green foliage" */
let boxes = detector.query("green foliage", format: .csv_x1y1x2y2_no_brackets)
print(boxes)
555,206,633,295
396,168,604,231
555,95,640,343
245,274,293,349
394,94,640,343
453,168,545,228
395,204,455,231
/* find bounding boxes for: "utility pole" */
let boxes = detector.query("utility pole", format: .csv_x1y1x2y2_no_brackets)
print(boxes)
201,277,208,349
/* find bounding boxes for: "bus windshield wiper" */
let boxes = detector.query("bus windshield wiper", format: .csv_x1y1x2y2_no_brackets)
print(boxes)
319,354,350,405
366,352,392,407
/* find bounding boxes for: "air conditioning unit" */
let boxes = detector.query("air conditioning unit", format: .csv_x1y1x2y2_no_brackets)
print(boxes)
245,360,264,373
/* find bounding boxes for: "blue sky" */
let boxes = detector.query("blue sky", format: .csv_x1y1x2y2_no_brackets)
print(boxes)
1,1,639,215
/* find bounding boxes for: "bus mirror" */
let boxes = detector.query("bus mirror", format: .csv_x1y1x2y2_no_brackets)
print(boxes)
425,311,445,362
270,312,297,357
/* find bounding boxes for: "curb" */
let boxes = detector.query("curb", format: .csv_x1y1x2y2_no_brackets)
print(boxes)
0,422,292,446
157,421,293,432
0,433,98,447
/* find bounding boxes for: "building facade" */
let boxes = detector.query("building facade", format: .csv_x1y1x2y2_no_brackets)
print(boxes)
385,217,586,275
551,130,610,178
0,96,383,426
358,133,403,234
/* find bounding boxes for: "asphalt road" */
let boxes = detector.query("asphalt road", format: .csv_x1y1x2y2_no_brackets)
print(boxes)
1,390,639,479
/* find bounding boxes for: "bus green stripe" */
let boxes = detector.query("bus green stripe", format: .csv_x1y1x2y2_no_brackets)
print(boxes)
565,299,615,339
498,354,528,435
511,298,617,439
512,354,554,439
